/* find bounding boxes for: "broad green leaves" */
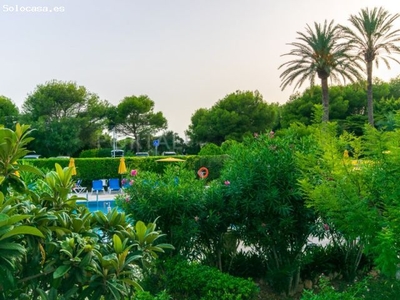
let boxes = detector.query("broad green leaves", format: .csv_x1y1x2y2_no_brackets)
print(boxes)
0,124,44,195
0,125,173,299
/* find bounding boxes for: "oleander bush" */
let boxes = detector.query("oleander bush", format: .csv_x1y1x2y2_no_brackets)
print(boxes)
219,131,318,295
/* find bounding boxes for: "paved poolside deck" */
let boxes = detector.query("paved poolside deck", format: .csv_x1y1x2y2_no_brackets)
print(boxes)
71,191,122,201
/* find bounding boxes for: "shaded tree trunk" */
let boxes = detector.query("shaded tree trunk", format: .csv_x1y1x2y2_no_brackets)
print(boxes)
321,77,330,122
367,61,374,126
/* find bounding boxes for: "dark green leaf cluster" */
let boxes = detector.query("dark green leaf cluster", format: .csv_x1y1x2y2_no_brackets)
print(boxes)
188,90,279,145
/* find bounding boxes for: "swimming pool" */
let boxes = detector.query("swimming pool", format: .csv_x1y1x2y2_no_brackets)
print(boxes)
77,200,119,214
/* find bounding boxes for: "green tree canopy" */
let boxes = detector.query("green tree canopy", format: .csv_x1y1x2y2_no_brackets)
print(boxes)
116,95,167,152
21,80,110,157
0,96,19,129
187,90,278,145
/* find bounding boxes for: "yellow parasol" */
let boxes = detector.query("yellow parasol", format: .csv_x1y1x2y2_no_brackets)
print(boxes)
118,157,127,174
155,157,185,162
68,158,77,176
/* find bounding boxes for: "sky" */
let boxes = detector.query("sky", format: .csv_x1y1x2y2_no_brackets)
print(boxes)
1,0,400,138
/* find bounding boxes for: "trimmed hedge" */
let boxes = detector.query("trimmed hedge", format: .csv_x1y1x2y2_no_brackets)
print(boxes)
19,155,227,188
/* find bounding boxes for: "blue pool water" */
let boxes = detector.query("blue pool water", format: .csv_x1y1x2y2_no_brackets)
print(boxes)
77,200,119,214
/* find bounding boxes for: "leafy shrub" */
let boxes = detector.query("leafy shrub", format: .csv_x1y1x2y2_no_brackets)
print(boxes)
301,276,359,300
358,275,400,300
198,143,223,155
220,139,239,153
160,258,259,300
185,155,228,181
117,165,206,256
301,275,400,300
118,166,241,270
299,123,400,277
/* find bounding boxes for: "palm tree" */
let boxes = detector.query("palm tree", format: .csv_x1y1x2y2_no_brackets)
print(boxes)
279,20,363,122
342,7,400,126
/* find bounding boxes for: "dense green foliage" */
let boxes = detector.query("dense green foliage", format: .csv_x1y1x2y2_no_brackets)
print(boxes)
198,143,223,155
0,124,173,299
187,90,278,145
119,132,318,296
21,80,110,157
0,95,19,129
142,258,259,300
220,133,317,295
299,121,400,277
116,166,206,256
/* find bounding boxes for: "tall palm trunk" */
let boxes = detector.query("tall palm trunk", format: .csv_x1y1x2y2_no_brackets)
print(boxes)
366,61,374,126
321,77,330,122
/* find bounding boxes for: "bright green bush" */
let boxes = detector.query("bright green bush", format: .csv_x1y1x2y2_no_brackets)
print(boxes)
117,165,240,271
299,123,400,277
162,258,259,300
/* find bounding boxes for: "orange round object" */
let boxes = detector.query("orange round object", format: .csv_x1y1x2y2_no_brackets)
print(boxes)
197,167,209,179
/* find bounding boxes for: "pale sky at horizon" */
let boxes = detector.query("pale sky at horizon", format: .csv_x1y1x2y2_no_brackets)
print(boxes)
1,0,400,137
